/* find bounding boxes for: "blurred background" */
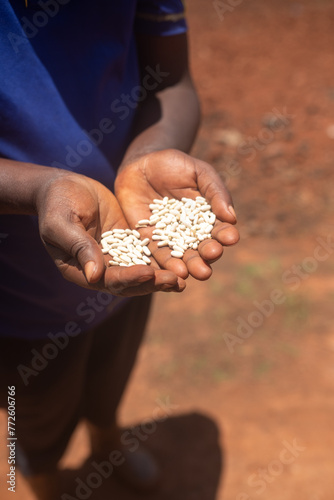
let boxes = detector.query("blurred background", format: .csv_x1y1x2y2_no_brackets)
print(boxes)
1,0,334,499
120,1,334,498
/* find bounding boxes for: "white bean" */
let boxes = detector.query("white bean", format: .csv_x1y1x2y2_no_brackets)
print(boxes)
132,229,141,238
133,249,143,259
118,246,129,253
102,197,216,267
101,230,114,238
119,254,132,264
142,246,151,256
133,258,147,266
100,229,152,267
173,244,184,253
157,240,169,247
171,250,184,258
145,196,216,259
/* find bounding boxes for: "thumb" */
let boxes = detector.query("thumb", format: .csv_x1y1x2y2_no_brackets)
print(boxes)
40,217,105,284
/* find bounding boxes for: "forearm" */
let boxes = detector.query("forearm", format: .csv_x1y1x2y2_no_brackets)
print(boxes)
0,159,65,215
120,78,200,168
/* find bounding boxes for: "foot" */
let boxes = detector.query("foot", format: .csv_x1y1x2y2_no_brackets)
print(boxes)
87,421,161,492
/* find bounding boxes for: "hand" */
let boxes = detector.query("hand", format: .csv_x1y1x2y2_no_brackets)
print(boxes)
36,171,185,295
115,149,240,280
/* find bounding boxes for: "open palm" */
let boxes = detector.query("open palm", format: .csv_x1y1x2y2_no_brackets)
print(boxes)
37,172,184,295
115,149,239,281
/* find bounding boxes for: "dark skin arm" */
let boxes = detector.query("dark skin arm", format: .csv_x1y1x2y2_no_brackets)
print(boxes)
123,33,201,154
115,33,239,281
0,160,184,295
0,32,238,295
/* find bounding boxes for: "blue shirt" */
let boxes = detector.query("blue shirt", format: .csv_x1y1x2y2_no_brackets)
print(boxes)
0,0,186,338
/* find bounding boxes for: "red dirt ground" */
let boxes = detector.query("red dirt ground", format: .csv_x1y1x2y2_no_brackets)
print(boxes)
1,1,334,499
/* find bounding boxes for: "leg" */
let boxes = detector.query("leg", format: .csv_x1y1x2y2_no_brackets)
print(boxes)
83,295,160,490
0,331,94,500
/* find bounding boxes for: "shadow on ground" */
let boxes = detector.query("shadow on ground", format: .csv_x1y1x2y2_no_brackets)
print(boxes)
59,412,223,500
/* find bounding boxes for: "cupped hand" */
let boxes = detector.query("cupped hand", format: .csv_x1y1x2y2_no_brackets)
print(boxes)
36,171,185,295
115,149,240,280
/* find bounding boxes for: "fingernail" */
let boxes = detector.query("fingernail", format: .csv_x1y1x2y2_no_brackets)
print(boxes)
228,205,237,221
84,261,96,282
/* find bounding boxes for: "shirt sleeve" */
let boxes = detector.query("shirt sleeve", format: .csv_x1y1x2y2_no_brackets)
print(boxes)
135,0,187,36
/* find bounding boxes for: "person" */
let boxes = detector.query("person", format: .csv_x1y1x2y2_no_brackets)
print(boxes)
0,1,239,499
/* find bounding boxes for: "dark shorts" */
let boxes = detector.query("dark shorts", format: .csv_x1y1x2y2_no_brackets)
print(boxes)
0,295,152,476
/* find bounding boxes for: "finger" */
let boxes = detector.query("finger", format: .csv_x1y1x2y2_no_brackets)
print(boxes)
154,271,186,293
196,223,240,263
118,271,186,296
211,222,240,246
103,267,186,296
195,160,237,224
128,226,190,279
40,217,105,284
51,247,186,295
150,245,190,280
179,227,238,280
104,263,155,290
198,238,224,263
182,249,213,280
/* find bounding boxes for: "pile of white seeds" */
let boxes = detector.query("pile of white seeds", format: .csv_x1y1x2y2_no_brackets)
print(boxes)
100,229,151,267
136,196,216,258
100,197,216,266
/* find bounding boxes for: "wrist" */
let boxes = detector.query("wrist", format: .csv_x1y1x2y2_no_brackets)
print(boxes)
118,148,161,174
118,147,182,174
0,160,71,215
33,167,73,215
